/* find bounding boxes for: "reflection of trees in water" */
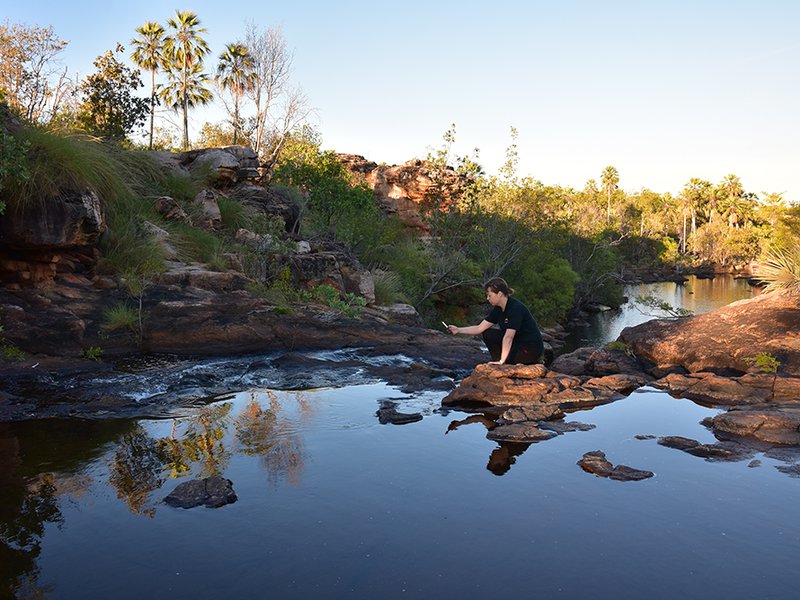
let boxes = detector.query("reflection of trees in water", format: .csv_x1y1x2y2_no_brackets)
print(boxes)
161,403,234,478
0,474,62,598
108,425,165,518
235,391,309,485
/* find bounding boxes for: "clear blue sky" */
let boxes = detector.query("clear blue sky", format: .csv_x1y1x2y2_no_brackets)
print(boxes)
5,0,800,201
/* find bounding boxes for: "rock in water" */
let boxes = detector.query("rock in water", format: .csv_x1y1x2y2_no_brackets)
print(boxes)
577,450,654,481
164,476,237,509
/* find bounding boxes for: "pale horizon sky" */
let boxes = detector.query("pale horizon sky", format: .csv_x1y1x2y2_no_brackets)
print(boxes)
4,0,799,201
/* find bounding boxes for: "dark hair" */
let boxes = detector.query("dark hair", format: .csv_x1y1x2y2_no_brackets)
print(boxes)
484,277,514,296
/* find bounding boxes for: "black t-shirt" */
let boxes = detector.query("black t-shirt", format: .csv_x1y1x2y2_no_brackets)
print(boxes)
486,296,543,347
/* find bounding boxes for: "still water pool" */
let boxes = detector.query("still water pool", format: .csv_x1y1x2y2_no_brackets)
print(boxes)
3,384,799,598
2,276,798,599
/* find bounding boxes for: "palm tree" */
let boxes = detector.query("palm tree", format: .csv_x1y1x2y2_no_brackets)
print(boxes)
162,10,211,149
131,21,165,150
719,174,744,228
600,165,619,224
158,62,213,138
216,43,256,145
680,178,709,253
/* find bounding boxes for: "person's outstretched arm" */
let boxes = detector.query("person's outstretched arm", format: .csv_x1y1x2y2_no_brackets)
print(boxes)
447,320,493,336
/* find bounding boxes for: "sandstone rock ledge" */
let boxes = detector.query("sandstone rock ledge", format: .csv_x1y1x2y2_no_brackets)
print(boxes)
441,363,650,443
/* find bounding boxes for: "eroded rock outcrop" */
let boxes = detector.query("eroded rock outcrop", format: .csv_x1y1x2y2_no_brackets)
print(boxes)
619,290,800,376
338,154,466,232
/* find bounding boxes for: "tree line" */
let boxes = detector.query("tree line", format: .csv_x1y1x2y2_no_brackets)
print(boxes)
0,12,308,155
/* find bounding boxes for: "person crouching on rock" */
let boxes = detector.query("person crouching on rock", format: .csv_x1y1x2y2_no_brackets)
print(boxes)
447,277,544,365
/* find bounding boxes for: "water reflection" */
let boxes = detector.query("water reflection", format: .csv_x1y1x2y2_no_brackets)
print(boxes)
234,391,309,486
108,426,165,518
446,414,533,476
1,390,315,594
565,275,758,350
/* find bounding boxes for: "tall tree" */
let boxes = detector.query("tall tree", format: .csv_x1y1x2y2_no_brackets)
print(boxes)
244,23,292,154
162,10,211,149
601,165,619,224
680,178,710,252
215,43,255,145
0,22,73,123
718,174,745,228
130,21,165,150
77,44,149,140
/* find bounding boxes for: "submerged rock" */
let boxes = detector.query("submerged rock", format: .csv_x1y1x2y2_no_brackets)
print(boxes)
657,436,753,462
376,400,423,425
164,476,237,509
577,451,654,481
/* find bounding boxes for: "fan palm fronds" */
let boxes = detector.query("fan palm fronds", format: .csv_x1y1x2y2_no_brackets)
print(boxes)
755,243,800,294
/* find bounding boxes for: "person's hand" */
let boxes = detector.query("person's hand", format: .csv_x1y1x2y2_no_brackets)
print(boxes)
447,325,458,335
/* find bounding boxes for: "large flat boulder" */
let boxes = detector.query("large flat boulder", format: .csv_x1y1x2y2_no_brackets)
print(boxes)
619,290,800,376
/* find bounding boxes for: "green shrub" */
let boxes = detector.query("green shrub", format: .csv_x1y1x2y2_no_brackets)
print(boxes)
102,303,138,332
606,340,635,357
372,269,406,305
2,344,26,361
217,195,251,232
161,172,199,203
168,222,227,266
743,352,781,374
82,346,104,361
755,242,800,294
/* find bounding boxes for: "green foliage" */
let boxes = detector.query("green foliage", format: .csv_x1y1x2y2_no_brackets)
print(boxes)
754,241,800,294
606,340,635,357
102,303,138,332
82,346,104,361
77,44,149,140
372,269,406,305
507,254,580,326
743,352,780,374
0,130,30,214
161,172,199,203
245,268,300,308
216,195,251,232
168,222,227,267
307,285,366,319
634,293,694,318
3,128,131,209
2,343,26,361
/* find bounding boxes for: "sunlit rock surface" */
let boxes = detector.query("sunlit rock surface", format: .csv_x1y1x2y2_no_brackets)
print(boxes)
619,290,800,376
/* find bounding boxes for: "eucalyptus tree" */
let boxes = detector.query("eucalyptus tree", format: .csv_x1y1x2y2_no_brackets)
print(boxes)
244,23,292,154
215,43,256,145
600,165,619,224
130,21,165,149
162,10,212,149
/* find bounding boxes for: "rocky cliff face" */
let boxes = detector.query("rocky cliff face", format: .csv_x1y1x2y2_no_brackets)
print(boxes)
337,154,464,232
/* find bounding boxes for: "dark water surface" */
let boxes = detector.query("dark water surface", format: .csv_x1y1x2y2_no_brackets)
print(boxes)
2,276,798,599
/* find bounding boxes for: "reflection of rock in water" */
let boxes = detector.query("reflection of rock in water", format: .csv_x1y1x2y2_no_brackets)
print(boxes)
163,476,237,509
487,443,530,476
375,400,423,425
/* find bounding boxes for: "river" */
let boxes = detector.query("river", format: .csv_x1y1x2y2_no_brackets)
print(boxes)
1,276,798,599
